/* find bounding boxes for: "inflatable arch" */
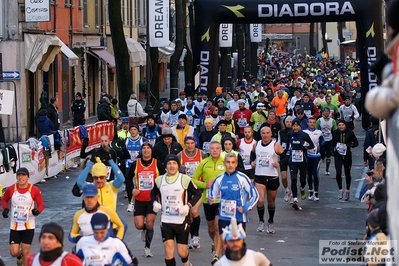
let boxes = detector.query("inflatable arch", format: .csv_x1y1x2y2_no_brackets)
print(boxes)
193,0,383,129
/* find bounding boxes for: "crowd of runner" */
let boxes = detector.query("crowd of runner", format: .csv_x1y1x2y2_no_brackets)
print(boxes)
0,52,389,266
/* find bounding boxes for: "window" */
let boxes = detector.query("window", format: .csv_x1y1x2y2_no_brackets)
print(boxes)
79,0,83,9
106,0,109,25
295,23,301,26
296,36,301,49
275,24,282,27
83,0,88,26
95,0,99,27
65,0,71,6
285,23,292,26
266,24,273,27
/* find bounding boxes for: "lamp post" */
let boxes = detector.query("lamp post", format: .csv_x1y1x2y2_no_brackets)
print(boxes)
144,0,153,115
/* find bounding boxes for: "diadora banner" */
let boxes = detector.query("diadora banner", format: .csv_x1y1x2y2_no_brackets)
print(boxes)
219,24,233,47
193,0,383,129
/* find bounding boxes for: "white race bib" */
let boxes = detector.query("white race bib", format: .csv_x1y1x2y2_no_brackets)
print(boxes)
259,154,270,168
336,143,347,155
203,142,211,153
165,196,180,216
292,150,304,162
307,147,318,156
238,118,247,127
221,199,236,218
138,171,155,191
13,206,29,222
185,162,199,176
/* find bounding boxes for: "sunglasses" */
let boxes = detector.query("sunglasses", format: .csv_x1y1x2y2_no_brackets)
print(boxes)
93,176,106,180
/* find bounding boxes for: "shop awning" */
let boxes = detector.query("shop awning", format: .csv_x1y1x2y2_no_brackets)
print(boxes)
126,38,146,67
89,48,116,68
60,40,79,66
158,41,176,63
25,34,79,72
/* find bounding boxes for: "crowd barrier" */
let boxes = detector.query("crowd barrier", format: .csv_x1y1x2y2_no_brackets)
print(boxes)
0,121,115,188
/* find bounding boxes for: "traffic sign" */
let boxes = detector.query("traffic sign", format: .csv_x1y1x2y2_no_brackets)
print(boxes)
2,71,20,80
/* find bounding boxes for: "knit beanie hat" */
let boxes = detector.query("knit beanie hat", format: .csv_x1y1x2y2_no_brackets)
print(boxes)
40,222,64,246
164,154,180,167
92,157,107,177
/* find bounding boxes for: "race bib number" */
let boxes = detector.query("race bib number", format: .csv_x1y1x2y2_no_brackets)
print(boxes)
221,199,236,218
138,171,155,191
185,162,199,176
169,120,178,127
195,119,201,126
13,206,29,222
292,150,303,162
336,143,347,155
259,154,270,168
86,255,106,266
165,196,180,216
307,147,318,156
129,151,139,161
280,113,287,119
322,130,331,140
281,142,287,150
256,122,262,131
238,118,247,127
203,142,211,153
242,155,251,166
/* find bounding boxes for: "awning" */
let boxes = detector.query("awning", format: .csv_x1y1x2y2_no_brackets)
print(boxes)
126,38,146,67
60,40,79,66
89,48,116,68
158,41,176,63
25,34,79,72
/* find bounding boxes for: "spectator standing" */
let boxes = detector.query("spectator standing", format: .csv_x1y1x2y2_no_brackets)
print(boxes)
46,97,60,130
71,92,86,127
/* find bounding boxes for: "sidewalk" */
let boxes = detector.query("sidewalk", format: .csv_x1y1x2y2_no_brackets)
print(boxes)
63,70,186,130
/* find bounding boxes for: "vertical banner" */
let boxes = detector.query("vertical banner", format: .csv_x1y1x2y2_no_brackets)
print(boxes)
194,22,219,95
0,90,14,115
356,1,383,130
149,0,170,47
219,24,233,47
250,24,262,43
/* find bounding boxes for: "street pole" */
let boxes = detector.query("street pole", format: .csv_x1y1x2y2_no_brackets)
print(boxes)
145,0,153,116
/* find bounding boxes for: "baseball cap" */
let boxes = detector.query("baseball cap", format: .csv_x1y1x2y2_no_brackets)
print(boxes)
91,213,110,230
76,92,82,97
16,167,29,177
121,117,130,123
179,91,186,95
82,183,98,197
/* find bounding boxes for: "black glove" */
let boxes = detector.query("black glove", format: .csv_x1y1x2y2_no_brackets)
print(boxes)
131,256,139,265
117,139,126,148
90,154,98,164
32,208,40,216
2,208,9,218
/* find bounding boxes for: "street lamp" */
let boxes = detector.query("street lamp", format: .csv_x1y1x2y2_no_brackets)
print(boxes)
144,0,153,115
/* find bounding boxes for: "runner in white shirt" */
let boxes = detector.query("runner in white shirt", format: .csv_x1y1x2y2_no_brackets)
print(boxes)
237,126,257,181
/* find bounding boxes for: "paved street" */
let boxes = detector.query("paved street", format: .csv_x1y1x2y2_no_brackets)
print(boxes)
0,120,369,266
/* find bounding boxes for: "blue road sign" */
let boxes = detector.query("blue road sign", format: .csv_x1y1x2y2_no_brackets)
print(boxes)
2,71,20,80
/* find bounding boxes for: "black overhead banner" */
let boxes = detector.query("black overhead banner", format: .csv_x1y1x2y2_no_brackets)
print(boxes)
193,0,383,129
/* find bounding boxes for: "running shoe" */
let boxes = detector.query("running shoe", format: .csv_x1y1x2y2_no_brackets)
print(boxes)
338,190,344,200
141,229,146,242
284,190,291,202
325,171,330,175
292,200,302,210
314,192,319,202
144,247,153,257
300,189,306,200
211,255,219,265
16,255,23,266
266,223,275,234
191,236,200,249
182,261,192,266
344,190,350,201
308,190,314,201
127,203,134,212
257,221,265,232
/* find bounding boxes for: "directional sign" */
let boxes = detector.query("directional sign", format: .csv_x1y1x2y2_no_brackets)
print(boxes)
2,71,20,80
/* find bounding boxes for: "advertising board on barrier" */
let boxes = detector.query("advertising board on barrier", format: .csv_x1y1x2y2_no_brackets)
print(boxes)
65,121,115,164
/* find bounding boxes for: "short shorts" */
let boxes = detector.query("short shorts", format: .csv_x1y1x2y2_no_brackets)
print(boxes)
254,175,280,191
203,203,219,221
160,222,190,244
9,229,35,245
134,200,156,217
